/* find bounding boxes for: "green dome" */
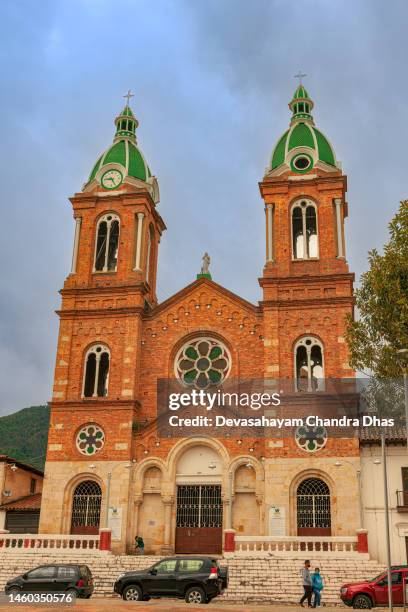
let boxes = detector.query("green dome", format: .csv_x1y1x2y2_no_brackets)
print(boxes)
86,103,152,186
270,85,338,173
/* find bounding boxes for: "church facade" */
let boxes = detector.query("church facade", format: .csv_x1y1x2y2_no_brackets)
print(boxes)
39,85,361,554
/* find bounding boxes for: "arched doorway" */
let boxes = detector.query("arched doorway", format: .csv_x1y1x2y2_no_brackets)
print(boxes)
175,445,223,554
297,477,331,536
70,480,101,535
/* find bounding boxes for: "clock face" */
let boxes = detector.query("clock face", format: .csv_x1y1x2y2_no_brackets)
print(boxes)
101,169,123,189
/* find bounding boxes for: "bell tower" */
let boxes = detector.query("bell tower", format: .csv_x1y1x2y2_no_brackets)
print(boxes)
259,83,354,383
39,95,165,542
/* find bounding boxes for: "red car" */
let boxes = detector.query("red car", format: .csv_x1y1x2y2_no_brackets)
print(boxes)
340,566,408,608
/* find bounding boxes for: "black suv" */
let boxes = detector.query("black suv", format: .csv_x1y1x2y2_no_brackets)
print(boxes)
4,564,94,599
114,556,228,604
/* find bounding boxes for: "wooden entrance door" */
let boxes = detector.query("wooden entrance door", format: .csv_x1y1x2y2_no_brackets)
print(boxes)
175,485,222,554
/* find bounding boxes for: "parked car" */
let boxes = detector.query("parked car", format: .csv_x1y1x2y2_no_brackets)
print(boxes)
340,565,408,608
114,556,228,604
4,564,94,599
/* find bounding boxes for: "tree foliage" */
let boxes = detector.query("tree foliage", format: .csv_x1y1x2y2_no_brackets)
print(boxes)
346,200,408,378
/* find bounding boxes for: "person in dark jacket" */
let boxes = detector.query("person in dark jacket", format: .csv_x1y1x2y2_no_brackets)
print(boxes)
300,560,313,607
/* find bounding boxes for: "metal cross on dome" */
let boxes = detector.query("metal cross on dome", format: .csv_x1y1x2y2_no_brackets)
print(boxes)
123,89,134,105
294,71,307,85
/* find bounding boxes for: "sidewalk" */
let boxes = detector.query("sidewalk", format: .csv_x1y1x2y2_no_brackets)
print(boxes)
0,599,351,612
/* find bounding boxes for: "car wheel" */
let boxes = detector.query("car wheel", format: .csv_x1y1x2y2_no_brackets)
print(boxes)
8,587,21,598
185,586,206,604
353,594,372,609
65,588,78,599
122,584,143,601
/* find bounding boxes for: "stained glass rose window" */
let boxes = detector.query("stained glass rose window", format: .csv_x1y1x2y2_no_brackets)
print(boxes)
76,424,105,456
295,424,327,452
175,337,231,389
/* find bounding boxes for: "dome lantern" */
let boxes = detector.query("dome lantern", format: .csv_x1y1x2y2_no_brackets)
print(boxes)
85,90,159,203
268,78,339,175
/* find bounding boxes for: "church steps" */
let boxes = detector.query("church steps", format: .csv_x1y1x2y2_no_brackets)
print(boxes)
0,552,384,604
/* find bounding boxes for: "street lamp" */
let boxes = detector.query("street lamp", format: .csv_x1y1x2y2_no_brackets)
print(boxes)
373,433,393,612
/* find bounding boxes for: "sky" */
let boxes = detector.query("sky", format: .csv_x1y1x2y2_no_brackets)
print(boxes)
0,0,407,416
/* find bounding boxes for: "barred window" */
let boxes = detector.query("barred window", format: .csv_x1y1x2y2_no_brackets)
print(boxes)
297,478,331,529
71,480,101,529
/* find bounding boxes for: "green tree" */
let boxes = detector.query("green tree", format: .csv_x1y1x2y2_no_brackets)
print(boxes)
346,200,408,378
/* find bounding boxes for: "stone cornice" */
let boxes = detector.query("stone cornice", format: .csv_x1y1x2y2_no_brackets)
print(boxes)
259,173,347,195
56,307,145,319
49,399,141,411
61,282,149,297
259,296,354,309
259,272,355,286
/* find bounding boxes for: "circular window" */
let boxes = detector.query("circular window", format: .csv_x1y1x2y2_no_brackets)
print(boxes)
175,337,231,389
295,424,327,452
291,154,313,173
76,424,105,456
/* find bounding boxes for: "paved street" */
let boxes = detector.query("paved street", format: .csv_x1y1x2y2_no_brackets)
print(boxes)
0,601,350,612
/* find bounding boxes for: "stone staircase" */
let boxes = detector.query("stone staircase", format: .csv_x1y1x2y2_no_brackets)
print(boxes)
0,550,385,605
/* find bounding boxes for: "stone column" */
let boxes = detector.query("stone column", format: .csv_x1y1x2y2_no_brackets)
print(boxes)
334,198,344,258
70,217,82,274
134,212,145,271
161,496,174,554
132,497,142,542
265,204,274,262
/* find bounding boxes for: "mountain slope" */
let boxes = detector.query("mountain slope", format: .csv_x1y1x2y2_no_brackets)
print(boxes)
0,405,50,470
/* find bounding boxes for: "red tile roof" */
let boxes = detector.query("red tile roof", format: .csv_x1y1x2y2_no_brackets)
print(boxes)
0,493,42,511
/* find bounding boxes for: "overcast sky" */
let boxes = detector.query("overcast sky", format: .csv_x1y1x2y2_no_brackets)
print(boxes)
0,0,407,416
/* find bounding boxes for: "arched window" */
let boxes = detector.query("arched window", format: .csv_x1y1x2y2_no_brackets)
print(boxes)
71,480,101,535
292,200,318,259
297,477,331,534
295,337,324,392
94,213,120,272
146,224,154,285
83,344,110,398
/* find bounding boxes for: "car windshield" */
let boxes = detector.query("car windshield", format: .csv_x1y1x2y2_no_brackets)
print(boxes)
371,572,385,582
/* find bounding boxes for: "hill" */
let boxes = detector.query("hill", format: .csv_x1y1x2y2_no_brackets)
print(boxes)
0,405,50,471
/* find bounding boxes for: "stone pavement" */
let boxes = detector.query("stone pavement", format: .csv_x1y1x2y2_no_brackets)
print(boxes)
0,600,353,612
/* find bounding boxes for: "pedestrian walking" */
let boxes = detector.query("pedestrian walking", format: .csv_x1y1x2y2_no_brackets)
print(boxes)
312,567,324,607
300,559,313,607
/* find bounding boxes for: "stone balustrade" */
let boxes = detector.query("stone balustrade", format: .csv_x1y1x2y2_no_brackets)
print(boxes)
0,533,101,551
233,535,360,557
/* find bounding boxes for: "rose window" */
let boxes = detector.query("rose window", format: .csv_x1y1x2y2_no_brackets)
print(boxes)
295,425,327,452
76,424,105,456
175,337,231,389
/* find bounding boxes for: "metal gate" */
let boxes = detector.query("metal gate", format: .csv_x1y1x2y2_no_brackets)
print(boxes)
297,478,331,536
175,485,223,553
70,480,101,535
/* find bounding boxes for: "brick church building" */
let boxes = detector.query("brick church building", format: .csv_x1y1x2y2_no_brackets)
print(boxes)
39,84,361,554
